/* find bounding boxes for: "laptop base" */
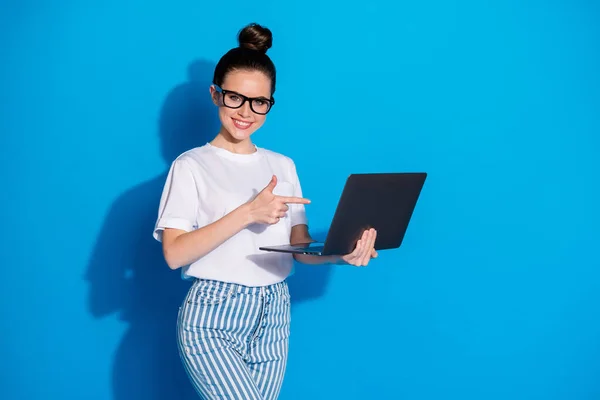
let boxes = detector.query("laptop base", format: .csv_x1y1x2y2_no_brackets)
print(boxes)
258,242,325,256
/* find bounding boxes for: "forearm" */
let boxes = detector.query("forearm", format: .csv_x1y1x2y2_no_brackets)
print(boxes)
164,204,253,269
290,225,343,265
293,253,342,265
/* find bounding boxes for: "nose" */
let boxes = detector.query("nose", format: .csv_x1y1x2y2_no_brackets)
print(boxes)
237,101,252,118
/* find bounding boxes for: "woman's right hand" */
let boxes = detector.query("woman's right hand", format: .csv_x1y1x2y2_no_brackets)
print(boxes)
247,175,311,225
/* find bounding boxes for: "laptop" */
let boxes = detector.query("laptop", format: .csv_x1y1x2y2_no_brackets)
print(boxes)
259,172,427,256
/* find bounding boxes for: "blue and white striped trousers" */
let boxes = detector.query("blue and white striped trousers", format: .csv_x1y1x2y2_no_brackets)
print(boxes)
177,278,291,399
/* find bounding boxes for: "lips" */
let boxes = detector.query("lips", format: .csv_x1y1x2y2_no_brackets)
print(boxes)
232,118,253,130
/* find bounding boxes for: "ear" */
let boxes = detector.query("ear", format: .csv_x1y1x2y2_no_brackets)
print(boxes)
209,85,220,106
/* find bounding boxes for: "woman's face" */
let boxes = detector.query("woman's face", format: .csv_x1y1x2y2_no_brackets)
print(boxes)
211,69,273,143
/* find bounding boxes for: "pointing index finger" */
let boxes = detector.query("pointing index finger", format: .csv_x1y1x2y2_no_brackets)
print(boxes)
277,196,311,205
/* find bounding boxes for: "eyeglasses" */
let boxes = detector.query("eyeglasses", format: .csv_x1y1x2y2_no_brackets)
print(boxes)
214,86,275,115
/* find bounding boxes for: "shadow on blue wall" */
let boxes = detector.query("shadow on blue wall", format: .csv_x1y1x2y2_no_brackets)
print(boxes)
84,59,332,400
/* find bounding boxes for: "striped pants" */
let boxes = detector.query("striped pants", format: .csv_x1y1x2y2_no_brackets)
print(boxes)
177,278,291,399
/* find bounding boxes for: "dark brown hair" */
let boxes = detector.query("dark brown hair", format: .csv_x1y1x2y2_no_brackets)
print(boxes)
213,23,277,95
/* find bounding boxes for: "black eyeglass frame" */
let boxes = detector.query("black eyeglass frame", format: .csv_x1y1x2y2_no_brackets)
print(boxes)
214,85,275,115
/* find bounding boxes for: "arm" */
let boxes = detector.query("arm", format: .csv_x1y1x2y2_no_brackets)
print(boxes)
286,158,377,266
161,174,310,270
162,203,253,270
291,224,379,267
290,224,341,265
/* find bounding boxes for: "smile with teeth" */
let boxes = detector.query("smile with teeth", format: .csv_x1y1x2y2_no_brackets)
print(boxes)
232,118,253,129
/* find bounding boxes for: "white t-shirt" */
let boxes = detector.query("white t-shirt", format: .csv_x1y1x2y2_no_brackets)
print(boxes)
153,142,308,287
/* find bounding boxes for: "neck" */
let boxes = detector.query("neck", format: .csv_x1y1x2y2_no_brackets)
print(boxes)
210,128,256,154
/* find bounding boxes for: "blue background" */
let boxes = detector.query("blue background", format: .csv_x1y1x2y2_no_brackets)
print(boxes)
1,1,599,399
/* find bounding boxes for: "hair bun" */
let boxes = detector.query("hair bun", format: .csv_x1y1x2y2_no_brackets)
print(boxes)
238,23,272,53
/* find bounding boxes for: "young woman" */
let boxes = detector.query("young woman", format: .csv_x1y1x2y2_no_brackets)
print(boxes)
153,23,378,400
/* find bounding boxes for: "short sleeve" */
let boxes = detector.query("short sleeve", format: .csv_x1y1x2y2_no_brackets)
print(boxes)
289,159,308,227
153,158,199,242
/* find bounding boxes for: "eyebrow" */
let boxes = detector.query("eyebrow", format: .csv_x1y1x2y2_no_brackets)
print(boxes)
222,88,271,100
